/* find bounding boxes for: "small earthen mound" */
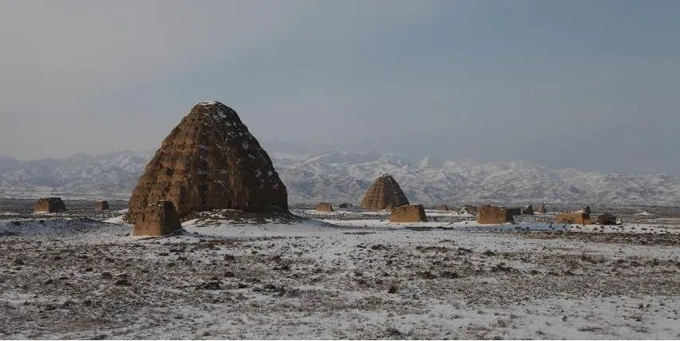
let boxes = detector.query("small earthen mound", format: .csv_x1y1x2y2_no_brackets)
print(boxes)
127,101,288,223
598,213,617,225
389,205,427,223
556,212,591,225
94,200,109,211
477,205,512,224
360,174,409,211
315,202,334,212
522,205,534,215
436,204,449,211
537,204,547,214
34,198,66,213
133,201,182,236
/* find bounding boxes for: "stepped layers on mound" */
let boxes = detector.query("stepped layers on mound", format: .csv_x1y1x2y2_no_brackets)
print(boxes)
128,101,287,222
360,174,409,210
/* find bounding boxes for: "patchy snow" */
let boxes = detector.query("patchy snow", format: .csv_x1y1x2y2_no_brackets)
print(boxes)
1,209,680,339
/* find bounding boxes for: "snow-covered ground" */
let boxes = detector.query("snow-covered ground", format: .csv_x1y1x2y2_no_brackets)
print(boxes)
1,210,679,339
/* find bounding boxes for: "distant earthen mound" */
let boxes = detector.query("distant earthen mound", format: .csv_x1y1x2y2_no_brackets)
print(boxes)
34,198,66,213
315,202,334,212
133,201,182,236
598,212,617,225
436,204,449,211
360,174,409,210
94,200,109,211
389,204,427,223
507,207,522,216
537,204,547,214
477,205,512,224
127,101,288,222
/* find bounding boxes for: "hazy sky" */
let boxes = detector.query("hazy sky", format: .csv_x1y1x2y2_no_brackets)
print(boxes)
1,0,679,174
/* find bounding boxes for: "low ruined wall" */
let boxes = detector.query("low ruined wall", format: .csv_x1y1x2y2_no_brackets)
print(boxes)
33,198,67,213
315,202,334,212
389,204,427,223
556,212,591,225
94,201,109,211
477,205,512,224
598,213,617,225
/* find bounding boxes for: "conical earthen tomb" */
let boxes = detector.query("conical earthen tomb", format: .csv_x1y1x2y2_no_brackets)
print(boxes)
128,101,288,223
360,174,409,210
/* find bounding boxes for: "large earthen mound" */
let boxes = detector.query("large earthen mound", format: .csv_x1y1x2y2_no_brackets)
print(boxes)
389,204,427,223
134,201,182,236
128,101,287,222
477,205,512,224
360,174,409,210
34,198,66,213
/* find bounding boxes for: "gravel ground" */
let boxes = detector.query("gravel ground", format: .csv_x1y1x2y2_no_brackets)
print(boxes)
0,204,679,339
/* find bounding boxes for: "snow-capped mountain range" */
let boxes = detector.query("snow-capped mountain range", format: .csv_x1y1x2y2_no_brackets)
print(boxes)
0,150,679,206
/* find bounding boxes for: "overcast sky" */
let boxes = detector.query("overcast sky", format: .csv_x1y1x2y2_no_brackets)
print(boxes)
1,0,678,174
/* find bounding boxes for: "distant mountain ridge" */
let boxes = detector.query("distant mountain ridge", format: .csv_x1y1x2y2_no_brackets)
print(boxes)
0,150,679,206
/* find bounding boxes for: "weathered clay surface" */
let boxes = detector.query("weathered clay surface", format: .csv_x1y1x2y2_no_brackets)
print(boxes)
128,101,288,222
360,174,409,210
94,201,109,211
477,205,512,224
133,201,182,236
315,202,334,212
389,204,427,222
33,198,66,213
436,204,449,211
556,212,592,225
